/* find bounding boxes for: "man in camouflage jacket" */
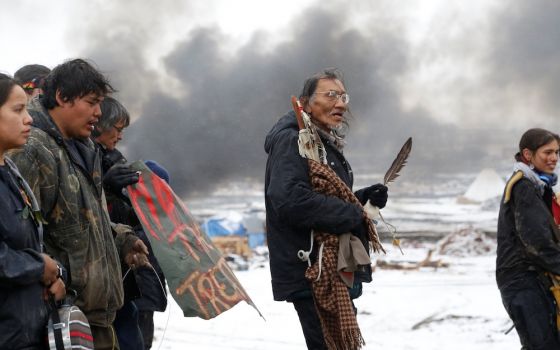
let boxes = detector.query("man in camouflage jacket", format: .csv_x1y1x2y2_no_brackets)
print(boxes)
9,59,148,350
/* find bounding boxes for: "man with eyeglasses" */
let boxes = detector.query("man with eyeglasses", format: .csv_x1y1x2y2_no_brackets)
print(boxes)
93,96,169,350
92,98,142,348
265,68,388,349
93,96,128,152
92,96,139,195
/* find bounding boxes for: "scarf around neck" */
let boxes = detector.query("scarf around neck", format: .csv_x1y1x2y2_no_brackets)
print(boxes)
513,162,557,195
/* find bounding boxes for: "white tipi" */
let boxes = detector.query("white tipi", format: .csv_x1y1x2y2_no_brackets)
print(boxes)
458,168,506,204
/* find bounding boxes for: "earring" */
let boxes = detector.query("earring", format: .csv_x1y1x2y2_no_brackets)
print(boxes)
529,163,535,170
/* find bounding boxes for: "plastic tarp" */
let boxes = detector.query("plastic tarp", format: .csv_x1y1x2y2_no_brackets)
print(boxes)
202,218,247,237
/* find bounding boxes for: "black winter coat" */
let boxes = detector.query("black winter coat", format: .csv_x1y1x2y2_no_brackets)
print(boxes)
0,163,48,350
496,177,560,289
264,111,371,301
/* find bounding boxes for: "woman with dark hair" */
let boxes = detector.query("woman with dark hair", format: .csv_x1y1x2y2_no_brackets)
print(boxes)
0,73,65,348
264,69,388,349
497,128,560,349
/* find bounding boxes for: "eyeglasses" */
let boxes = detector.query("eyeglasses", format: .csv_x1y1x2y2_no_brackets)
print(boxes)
113,125,125,133
314,90,349,104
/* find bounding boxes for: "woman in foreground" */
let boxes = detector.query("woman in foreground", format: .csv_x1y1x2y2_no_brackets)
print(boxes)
0,73,65,349
497,128,560,349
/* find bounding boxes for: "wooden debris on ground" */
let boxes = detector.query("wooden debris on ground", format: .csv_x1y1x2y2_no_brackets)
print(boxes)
211,236,252,258
375,249,449,270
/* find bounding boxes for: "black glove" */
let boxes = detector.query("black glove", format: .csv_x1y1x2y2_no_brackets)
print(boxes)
101,148,127,173
103,163,139,194
364,183,388,209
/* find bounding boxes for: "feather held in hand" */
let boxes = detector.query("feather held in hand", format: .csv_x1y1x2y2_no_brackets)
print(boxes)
383,137,412,186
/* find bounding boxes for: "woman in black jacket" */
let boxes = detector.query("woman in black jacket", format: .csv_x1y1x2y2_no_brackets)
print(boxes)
264,69,388,349
497,128,560,349
0,73,65,349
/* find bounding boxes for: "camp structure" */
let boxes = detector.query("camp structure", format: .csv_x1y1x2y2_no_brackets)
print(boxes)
457,168,505,204
201,214,251,258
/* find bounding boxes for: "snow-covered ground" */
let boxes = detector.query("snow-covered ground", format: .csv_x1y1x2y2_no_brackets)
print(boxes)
150,172,522,349
151,244,520,349
378,196,500,235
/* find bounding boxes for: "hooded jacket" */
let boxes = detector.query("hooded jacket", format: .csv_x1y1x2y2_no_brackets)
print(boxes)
496,165,560,289
264,111,370,301
8,97,138,327
0,161,48,349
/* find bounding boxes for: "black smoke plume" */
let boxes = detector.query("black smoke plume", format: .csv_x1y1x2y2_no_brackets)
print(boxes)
77,3,548,197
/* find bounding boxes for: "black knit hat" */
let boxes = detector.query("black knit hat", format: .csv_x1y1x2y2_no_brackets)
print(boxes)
145,160,170,184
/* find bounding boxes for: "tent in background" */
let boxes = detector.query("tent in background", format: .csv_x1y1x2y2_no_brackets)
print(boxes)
457,168,505,204
202,217,247,237
243,211,266,248
201,211,266,250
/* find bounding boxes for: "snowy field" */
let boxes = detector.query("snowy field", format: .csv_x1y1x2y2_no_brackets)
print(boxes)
151,246,520,349
149,172,523,349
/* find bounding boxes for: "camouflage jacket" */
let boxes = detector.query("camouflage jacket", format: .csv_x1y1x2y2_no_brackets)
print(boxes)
8,97,138,327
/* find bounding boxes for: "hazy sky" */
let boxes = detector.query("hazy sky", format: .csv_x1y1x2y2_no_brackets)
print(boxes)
2,0,559,195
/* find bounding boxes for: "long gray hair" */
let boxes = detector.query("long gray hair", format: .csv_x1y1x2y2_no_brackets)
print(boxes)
92,96,130,137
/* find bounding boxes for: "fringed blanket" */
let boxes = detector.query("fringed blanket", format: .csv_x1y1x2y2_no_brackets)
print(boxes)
304,159,384,349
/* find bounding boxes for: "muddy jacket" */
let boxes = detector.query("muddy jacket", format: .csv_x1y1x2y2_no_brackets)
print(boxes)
496,172,560,289
8,97,138,327
0,161,48,349
264,111,371,301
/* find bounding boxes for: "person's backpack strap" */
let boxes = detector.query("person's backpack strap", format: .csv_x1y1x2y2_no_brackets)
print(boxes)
48,294,65,350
